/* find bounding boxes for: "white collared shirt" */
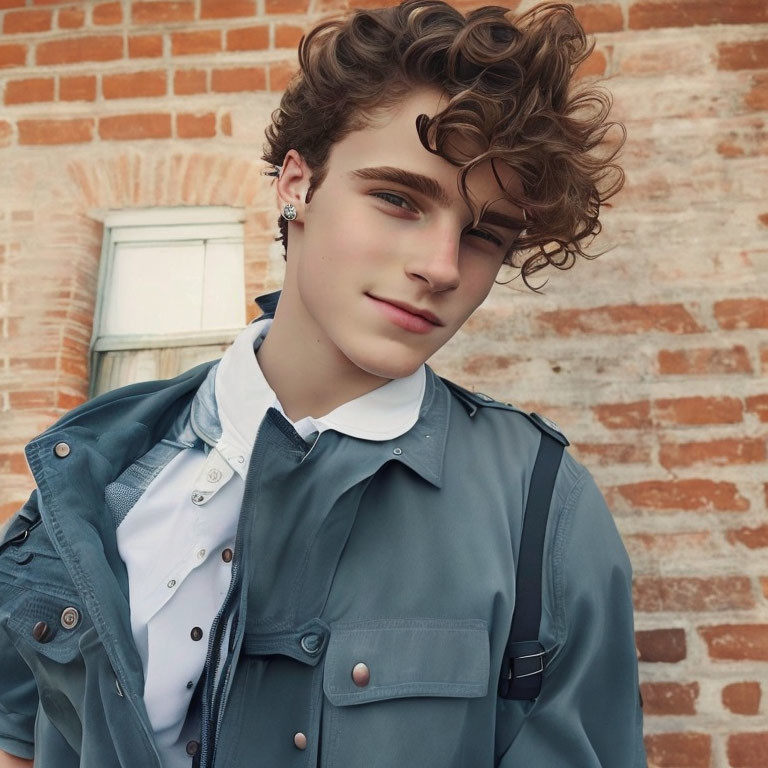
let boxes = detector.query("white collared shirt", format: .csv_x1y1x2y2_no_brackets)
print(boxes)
116,317,426,767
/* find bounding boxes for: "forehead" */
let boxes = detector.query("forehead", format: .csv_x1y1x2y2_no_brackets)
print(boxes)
328,87,525,215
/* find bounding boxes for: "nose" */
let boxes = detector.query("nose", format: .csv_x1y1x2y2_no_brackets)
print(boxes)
406,230,461,292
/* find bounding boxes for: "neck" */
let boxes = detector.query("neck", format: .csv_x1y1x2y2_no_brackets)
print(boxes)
255,298,391,423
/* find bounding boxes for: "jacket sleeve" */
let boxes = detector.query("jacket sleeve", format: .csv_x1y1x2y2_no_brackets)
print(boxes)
497,468,646,767
0,491,39,760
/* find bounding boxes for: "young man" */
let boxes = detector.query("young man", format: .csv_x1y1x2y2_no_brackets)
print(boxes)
0,1,645,766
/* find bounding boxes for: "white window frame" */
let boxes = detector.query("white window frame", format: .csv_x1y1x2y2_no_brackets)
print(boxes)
89,206,246,396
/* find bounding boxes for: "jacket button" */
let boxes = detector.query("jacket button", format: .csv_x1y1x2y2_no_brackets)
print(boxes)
185,740,199,756
60,607,80,630
293,732,307,750
351,662,370,687
32,621,52,643
190,627,203,641
221,548,233,563
300,633,322,655
53,442,71,458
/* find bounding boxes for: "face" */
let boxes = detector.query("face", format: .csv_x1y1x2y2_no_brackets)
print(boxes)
275,87,526,381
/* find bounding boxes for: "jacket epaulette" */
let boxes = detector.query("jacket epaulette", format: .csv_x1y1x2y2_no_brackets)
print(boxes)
439,377,570,447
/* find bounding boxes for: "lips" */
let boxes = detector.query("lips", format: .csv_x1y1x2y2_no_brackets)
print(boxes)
367,294,443,326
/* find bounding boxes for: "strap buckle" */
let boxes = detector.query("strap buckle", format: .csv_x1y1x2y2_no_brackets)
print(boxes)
498,640,547,700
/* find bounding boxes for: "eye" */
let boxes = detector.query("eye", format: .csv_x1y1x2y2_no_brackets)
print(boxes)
371,192,504,247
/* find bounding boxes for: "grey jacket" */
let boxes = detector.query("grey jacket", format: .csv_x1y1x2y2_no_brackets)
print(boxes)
0,296,646,767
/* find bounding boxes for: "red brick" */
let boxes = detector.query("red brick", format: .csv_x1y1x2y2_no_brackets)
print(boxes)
630,1,768,30
727,524,768,549
226,25,269,51
4,77,54,105
746,394,768,422
177,112,215,138
0,120,11,147
0,44,26,68
103,70,166,99
718,40,768,71
574,3,623,33
616,478,750,512
634,575,754,613
201,0,255,18
99,113,171,140
636,628,687,662
93,2,122,25
9,390,56,409
728,732,768,767
654,395,743,426
36,35,123,65
644,732,711,768
571,441,650,465
761,577,768,599
537,303,704,336
722,682,761,715
658,345,752,375
211,66,265,92
0,451,29,474
18,117,94,145
58,7,85,29
131,1,195,24
274,23,304,48
60,75,96,101
593,400,651,429
699,624,768,661
659,437,766,469
57,391,87,410
0,0,25,9
171,30,221,55
3,9,52,34
268,59,297,91
747,74,768,111
265,0,309,12
128,34,163,58
640,682,698,715
716,298,768,330
174,69,206,95
626,531,713,559
220,111,232,136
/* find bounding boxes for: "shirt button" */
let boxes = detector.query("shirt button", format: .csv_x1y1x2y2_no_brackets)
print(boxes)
197,549,206,560
185,740,199,756
351,662,370,687
186,681,194,690
190,627,203,641
293,732,307,750
221,548,233,563
53,441,71,458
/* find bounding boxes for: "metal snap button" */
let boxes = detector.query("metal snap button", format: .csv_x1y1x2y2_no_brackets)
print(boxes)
190,627,203,641
393,447,402,455
32,621,51,643
60,607,80,630
53,442,71,458
185,740,199,756
294,732,307,750
351,662,370,687
191,492,206,505
300,633,322,655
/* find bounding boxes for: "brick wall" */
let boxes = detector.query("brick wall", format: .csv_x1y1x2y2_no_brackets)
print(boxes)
0,1,767,765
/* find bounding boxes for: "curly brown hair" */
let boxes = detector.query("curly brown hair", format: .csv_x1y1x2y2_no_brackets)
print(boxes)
262,0,626,292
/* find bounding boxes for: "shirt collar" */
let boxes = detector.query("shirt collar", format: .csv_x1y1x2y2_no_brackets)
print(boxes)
191,315,427,473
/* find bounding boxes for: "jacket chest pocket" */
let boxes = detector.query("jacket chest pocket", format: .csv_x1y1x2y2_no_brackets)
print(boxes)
321,618,490,768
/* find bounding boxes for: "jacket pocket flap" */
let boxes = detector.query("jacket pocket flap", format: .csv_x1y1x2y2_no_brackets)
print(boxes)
6,591,84,664
323,618,489,706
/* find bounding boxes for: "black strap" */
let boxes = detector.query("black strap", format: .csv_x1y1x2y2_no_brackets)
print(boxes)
498,431,564,700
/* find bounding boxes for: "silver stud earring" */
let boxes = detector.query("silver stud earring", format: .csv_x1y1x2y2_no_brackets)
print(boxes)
281,203,297,221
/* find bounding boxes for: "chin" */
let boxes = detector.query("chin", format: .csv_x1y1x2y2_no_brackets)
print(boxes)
346,345,426,381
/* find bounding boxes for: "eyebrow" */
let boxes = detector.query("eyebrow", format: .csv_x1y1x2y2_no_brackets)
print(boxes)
347,166,526,233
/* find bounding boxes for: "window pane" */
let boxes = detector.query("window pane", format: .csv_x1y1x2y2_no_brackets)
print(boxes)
202,241,246,329
102,242,205,335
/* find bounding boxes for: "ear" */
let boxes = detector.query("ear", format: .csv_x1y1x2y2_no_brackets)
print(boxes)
276,149,312,222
